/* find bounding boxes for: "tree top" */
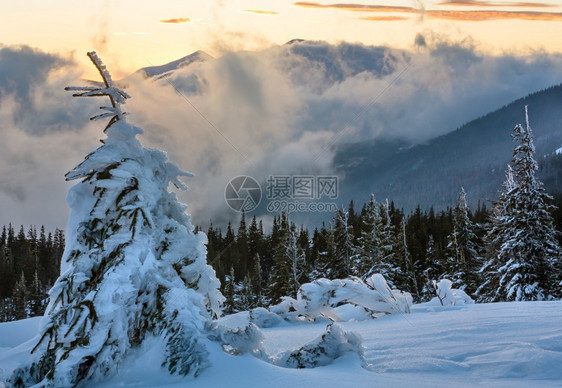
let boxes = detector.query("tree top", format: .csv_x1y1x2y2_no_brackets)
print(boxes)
65,51,131,130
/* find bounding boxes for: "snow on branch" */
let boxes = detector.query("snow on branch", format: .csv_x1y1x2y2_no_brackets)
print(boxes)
268,274,412,323
65,51,131,128
432,279,474,306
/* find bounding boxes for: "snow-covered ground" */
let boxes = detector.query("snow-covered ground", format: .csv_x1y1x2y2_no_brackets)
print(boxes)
1,301,561,387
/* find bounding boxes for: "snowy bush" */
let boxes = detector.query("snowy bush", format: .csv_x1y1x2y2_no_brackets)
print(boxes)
249,307,283,328
209,313,364,370
270,274,411,322
209,321,266,358
269,296,309,322
273,323,365,368
432,279,474,306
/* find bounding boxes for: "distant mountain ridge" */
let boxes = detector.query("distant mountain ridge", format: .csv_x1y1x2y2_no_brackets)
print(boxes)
335,84,562,212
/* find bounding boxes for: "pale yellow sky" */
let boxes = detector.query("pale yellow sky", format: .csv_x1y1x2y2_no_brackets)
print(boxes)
1,0,562,77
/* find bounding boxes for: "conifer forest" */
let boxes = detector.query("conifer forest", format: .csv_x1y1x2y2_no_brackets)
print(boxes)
3,120,562,320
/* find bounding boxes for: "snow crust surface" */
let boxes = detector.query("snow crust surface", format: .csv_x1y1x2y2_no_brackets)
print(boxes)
1,301,561,387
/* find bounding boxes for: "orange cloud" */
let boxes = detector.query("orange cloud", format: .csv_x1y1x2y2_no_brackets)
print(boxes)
436,0,556,7
360,16,410,21
242,9,280,15
293,2,416,13
294,2,562,22
426,9,562,21
159,17,191,24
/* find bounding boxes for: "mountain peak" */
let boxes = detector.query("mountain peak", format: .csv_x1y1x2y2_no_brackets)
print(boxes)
284,39,306,46
135,50,214,79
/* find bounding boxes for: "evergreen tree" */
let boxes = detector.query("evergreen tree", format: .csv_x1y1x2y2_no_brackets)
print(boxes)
268,221,306,303
10,52,223,387
250,253,265,306
442,188,481,295
13,272,27,320
309,227,325,277
223,266,236,314
379,199,397,278
392,217,419,299
239,275,255,311
0,298,6,322
353,195,392,280
38,226,49,285
12,225,29,279
348,200,362,239
312,227,337,280
206,223,223,281
420,235,440,301
297,226,311,269
247,216,263,264
1,225,6,246
478,167,516,301
331,208,354,279
7,223,15,248
1,297,15,322
29,270,45,317
479,107,562,301
0,245,16,298
235,212,249,280
222,222,236,279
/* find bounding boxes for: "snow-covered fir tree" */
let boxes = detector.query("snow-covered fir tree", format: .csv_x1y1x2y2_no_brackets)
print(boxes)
479,107,561,301
477,166,516,301
10,52,223,387
223,266,237,314
268,219,307,303
392,217,419,300
311,227,336,280
420,235,440,301
12,272,27,321
249,253,265,306
353,195,381,278
247,216,265,302
331,208,354,279
379,199,397,283
442,188,481,296
235,212,249,280
239,275,255,311
28,270,45,317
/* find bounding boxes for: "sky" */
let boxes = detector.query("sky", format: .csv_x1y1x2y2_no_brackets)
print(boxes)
2,1,562,77
1,1,562,231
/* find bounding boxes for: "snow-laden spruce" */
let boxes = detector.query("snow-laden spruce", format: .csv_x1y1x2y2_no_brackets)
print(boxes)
9,52,223,387
353,195,390,281
442,188,481,296
478,107,562,302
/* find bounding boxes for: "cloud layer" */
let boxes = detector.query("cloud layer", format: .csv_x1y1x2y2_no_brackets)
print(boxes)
2,41,562,230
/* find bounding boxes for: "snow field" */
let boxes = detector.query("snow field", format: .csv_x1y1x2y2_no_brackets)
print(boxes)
2,301,561,387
